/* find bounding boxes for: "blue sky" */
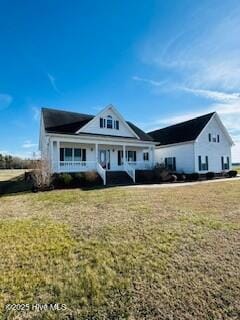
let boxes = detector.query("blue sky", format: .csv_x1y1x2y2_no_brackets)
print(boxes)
0,0,239,161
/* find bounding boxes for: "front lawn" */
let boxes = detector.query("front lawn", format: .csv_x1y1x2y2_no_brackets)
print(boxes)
0,181,239,319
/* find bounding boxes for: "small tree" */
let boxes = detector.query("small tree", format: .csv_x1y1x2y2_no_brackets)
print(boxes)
31,158,52,191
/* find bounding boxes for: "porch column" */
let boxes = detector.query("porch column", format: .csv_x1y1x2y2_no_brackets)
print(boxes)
57,140,60,173
149,146,154,168
50,139,54,173
123,145,126,165
95,143,98,164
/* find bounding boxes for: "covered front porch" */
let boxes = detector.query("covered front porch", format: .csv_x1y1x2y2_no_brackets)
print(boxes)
50,140,155,185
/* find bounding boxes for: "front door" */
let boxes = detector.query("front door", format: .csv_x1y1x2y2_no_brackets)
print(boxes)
99,150,111,170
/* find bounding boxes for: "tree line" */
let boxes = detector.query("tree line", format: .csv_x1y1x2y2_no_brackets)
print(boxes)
0,154,33,169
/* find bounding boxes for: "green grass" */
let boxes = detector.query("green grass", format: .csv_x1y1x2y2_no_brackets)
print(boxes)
0,181,240,319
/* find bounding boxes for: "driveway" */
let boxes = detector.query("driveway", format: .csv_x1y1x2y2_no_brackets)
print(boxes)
124,176,240,189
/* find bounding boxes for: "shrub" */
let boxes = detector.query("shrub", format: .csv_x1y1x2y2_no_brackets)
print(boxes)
228,170,238,178
71,172,85,187
175,173,186,182
154,167,171,182
85,171,102,186
136,170,155,184
206,172,215,180
186,173,200,181
52,173,73,188
170,174,177,182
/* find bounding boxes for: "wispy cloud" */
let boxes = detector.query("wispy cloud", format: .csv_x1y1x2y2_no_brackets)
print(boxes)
47,73,61,94
132,76,167,87
32,106,40,121
141,3,240,91
22,140,38,149
0,93,13,110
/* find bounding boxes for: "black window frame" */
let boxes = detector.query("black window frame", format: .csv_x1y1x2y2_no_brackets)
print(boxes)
164,157,176,171
107,115,113,129
127,150,136,162
198,155,208,171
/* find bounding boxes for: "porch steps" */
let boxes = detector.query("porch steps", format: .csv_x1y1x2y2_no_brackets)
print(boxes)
106,171,134,186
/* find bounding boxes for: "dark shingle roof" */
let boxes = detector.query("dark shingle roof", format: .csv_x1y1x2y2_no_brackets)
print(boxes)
148,112,215,146
42,107,153,141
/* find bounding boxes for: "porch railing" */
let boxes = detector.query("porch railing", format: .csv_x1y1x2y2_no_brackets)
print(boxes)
97,162,106,185
127,161,153,170
59,161,97,172
124,162,135,183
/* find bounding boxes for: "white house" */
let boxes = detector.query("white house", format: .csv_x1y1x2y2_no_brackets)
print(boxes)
148,112,234,174
39,105,156,185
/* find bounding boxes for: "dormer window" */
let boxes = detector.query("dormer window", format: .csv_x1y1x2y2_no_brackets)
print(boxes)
107,115,113,128
100,115,119,130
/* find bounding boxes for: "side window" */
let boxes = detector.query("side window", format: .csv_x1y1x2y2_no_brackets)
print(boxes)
198,156,208,171
165,157,176,171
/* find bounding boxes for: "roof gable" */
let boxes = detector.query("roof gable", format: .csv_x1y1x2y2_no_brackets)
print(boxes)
148,112,215,145
77,104,140,139
41,106,153,141
197,112,234,145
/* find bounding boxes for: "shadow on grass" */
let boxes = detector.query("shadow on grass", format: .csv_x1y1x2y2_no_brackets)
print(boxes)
0,174,33,197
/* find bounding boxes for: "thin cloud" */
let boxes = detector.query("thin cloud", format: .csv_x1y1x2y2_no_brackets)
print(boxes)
22,140,38,149
0,93,13,110
47,73,61,94
141,3,240,91
32,106,40,121
132,76,167,87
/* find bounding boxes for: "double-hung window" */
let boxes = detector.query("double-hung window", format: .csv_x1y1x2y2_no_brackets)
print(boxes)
126,151,136,162
198,156,208,171
164,157,176,171
221,156,229,170
60,148,86,162
107,115,113,129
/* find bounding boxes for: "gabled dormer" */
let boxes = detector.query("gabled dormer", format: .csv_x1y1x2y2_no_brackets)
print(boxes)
76,105,139,139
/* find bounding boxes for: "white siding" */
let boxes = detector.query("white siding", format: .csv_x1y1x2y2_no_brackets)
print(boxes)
155,142,195,173
80,108,136,138
195,116,232,173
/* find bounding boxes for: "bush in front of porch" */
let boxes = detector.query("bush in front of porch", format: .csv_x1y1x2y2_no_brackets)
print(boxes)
52,172,103,189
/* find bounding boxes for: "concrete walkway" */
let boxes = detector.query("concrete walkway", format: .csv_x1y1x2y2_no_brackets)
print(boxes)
123,176,240,189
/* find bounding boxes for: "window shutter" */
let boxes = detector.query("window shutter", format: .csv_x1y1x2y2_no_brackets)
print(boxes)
227,156,230,170
100,118,103,128
118,151,121,166
217,135,220,143
221,157,224,170
116,120,119,130
165,158,168,168
198,156,201,171
208,134,211,142
173,157,176,171
206,156,208,170
82,149,86,161
133,151,136,162
60,148,64,161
